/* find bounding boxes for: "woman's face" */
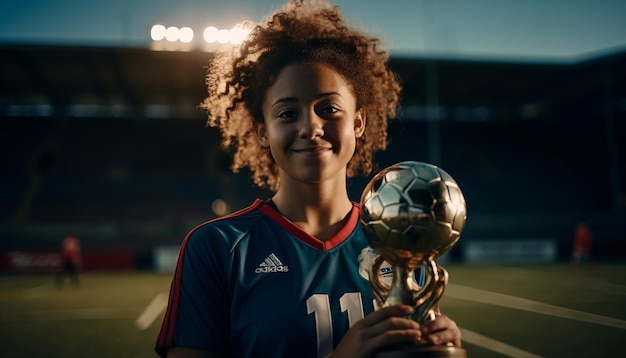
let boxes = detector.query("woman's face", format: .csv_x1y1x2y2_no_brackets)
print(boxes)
257,62,365,187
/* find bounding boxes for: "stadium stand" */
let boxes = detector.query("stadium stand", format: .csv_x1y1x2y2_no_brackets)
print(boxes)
0,44,624,263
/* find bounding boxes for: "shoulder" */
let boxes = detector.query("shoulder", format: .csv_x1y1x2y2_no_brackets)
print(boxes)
184,199,268,251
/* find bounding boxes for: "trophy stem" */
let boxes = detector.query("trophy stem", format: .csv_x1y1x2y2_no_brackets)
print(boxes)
386,265,421,307
412,260,448,324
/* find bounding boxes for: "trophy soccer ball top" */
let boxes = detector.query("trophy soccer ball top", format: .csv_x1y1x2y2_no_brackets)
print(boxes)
359,161,467,272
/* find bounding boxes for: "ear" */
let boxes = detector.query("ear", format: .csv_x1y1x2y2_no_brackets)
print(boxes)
354,109,366,138
253,121,270,147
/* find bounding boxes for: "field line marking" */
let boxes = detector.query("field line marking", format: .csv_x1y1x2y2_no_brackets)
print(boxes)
1,307,139,321
24,285,48,299
460,328,543,358
135,293,168,330
448,284,626,329
493,266,626,296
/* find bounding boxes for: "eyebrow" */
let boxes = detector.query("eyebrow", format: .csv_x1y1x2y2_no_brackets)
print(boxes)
271,92,343,107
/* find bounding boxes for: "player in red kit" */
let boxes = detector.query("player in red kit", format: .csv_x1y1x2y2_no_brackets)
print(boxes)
55,233,82,287
571,221,593,275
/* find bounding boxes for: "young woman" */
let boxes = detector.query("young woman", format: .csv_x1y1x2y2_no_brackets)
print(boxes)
156,1,461,357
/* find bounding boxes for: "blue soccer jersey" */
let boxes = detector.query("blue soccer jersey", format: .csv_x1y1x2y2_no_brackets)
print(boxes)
156,199,423,358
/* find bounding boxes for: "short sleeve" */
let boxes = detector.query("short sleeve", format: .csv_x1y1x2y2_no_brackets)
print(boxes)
155,225,232,356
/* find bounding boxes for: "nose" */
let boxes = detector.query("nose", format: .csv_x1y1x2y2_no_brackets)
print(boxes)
299,110,324,139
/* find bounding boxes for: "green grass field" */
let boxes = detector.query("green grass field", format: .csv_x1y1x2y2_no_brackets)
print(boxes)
1,263,624,357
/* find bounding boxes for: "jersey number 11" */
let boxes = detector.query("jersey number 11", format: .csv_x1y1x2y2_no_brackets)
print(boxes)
307,292,365,358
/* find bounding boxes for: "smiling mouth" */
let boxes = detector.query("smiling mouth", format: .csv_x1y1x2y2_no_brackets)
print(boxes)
292,147,332,154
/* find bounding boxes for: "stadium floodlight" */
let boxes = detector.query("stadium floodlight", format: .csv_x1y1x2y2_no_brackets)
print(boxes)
179,27,194,43
151,23,252,50
203,26,219,43
151,24,167,41
165,26,180,42
229,26,251,45
216,29,231,44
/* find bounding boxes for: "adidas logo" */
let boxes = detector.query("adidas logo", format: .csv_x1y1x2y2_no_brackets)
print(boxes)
255,253,289,274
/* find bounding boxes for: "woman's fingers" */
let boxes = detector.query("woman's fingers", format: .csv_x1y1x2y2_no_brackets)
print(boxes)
421,314,462,347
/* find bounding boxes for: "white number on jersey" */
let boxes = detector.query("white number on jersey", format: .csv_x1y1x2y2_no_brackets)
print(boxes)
306,292,364,358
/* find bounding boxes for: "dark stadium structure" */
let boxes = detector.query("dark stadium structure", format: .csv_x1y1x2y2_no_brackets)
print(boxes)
1,44,625,262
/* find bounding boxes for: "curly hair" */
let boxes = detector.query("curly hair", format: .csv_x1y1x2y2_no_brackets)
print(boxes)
201,0,402,191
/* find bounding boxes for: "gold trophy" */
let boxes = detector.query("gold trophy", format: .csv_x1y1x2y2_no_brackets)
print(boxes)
360,161,467,357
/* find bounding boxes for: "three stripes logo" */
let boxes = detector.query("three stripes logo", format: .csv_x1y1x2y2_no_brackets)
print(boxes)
255,253,289,274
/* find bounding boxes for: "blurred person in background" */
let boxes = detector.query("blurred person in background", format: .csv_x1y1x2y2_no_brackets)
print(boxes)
55,232,82,288
571,221,593,275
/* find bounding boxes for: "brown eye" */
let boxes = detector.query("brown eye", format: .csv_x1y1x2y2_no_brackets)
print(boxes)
278,110,298,120
321,105,339,115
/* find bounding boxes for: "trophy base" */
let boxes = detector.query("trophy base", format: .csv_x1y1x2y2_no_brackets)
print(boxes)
374,343,467,358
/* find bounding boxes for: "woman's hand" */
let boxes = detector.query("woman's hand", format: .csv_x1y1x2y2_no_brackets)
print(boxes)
330,305,421,358
331,306,462,358
421,313,462,348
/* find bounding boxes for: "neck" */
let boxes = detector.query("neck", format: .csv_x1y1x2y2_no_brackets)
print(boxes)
272,177,353,242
